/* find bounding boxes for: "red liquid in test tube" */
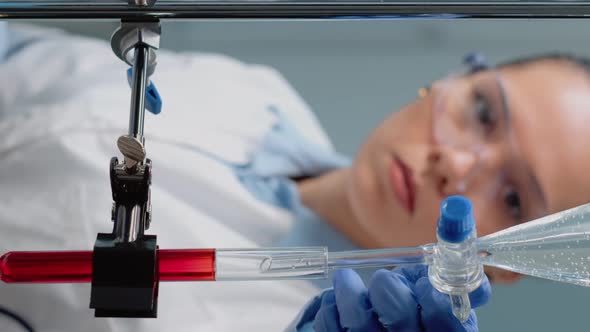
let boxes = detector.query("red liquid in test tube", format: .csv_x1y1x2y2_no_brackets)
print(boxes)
0,249,216,283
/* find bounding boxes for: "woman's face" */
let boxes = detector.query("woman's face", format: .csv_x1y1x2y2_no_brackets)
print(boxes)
348,60,590,281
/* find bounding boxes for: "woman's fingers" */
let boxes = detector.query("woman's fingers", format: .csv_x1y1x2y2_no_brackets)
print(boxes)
313,291,342,332
331,269,384,331
467,275,492,309
314,265,490,332
415,277,481,332
368,269,421,332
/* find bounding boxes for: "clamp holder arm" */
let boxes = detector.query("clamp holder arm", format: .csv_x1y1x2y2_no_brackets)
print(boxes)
90,5,162,317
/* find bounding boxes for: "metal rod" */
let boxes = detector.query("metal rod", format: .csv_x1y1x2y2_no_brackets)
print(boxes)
2,2,590,19
128,44,148,143
114,204,142,243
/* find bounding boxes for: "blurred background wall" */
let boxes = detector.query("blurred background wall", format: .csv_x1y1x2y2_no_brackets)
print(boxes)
27,19,590,331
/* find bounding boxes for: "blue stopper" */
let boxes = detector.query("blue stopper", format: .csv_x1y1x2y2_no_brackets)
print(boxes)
437,195,475,243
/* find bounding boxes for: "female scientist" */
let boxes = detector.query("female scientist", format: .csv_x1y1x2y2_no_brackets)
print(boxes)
0,23,589,331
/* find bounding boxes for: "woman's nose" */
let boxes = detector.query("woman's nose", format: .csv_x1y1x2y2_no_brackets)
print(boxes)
429,146,479,196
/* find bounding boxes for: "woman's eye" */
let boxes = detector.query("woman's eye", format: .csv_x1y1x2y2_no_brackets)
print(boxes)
504,189,522,221
474,94,496,129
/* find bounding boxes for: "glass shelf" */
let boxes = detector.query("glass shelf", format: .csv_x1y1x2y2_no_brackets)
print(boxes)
2,0,590,19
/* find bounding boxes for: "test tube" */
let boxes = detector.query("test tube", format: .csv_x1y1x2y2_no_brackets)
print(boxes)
0,246,428,283
0,249,217,283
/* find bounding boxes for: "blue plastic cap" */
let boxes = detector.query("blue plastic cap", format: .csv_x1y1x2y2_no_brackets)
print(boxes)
126,68,163,115
437,195,475,243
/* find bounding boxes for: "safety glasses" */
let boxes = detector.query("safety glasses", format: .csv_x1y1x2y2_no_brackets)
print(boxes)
427,58,546,222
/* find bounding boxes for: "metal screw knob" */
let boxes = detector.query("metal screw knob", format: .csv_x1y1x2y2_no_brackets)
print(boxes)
117,135,146,169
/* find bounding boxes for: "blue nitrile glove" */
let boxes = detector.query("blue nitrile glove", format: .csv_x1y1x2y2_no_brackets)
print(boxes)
126,67,162,115
313,265,491,332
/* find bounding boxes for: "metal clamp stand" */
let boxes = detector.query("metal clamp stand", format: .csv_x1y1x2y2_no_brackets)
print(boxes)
90,2,162,317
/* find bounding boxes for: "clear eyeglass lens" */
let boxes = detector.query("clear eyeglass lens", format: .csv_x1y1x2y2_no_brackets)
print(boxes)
430,70,517,197
433,71,508,150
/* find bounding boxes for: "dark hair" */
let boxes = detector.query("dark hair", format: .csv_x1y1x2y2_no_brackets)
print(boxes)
497,53,590,76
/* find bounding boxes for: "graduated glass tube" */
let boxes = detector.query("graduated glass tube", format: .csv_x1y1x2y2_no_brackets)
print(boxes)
3,201,590,321
0,246,427,283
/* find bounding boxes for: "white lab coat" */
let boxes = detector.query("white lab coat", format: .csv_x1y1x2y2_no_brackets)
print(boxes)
0,25,335,332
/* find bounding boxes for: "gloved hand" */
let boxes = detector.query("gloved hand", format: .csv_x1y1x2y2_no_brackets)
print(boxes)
313,264,491,332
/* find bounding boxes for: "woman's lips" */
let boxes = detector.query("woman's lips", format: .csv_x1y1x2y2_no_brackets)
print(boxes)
389,156,416,214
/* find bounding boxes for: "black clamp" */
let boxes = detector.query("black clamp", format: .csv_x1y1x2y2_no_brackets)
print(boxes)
89,158,158,318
